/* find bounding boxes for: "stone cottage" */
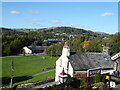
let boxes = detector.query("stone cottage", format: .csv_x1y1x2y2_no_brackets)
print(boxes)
55,42,113,82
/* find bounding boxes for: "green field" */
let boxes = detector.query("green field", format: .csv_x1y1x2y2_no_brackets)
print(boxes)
2,56,58,86
13,71,55,86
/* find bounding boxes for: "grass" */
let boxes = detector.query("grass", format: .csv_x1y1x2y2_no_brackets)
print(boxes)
2,56,58,86
0,58,2,77
13,71,55,86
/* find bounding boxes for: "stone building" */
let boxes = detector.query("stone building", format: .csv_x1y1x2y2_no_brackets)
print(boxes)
111,52,120,72
110,52,120,85
55,42,113,82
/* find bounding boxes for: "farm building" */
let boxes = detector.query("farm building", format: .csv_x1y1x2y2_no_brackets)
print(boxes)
23,46,49,54
55,42,114,82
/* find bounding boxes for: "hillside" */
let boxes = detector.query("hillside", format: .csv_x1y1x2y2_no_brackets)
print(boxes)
38,27,109,38
1,27,109,38
2,27,119,56
1,27,26,35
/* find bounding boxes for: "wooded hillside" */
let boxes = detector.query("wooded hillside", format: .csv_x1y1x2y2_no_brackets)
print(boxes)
1,27,119,56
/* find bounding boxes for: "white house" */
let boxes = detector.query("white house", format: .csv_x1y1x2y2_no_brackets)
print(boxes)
55,42,114,82
55,42,72,81
23,46,32,54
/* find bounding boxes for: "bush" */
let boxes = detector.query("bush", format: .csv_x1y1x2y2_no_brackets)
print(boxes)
93,82,105,87
65,75,81,88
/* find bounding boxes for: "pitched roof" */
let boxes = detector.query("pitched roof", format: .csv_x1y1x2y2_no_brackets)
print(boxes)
59,68,68,78
69,52,113,71
111,52,120,60
28,46,49,51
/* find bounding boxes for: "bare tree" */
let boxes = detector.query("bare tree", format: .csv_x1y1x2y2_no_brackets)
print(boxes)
10,60,14,88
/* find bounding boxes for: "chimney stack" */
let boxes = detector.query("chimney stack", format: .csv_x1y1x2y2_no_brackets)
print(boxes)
62,42,70,56
102,42,110,55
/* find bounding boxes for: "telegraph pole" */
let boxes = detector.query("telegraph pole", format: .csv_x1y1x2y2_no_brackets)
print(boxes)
10,60,14,88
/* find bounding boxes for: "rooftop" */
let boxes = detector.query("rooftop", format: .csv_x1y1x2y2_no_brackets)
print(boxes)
69,52,113,71
28,46,49,51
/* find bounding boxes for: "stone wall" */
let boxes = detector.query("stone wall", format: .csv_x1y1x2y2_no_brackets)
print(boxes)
2,78,55,89
16,78,55,88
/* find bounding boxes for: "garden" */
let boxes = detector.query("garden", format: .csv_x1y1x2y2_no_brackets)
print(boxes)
43,73,109,90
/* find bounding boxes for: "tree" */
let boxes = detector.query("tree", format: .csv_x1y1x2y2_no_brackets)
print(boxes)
3,45,11,56
109,33,120,54
83,41,92,52
76,36,84,44
46,44,56,56
70,39,83,52
46,43,64,56
10,39,22,55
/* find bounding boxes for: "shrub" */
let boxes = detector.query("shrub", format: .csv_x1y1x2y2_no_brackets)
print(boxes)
93,82,105,87
65,75,81,88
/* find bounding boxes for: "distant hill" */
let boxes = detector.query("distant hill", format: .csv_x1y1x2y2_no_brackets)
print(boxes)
1,27,109,38
1,27,26,35
37,27,109,37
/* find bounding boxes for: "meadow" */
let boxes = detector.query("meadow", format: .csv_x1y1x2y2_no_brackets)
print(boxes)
2,56,58,86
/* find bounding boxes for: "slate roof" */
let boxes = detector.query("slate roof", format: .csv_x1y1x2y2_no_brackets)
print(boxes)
28,46,49,51
44,40,62,44
69,52,113,71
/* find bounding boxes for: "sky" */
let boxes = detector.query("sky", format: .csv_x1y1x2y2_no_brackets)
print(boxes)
2,2,118,34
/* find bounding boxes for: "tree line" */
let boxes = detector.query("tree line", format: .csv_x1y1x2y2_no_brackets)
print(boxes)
2,28,67,56
46,33,120,56
2,27,120,56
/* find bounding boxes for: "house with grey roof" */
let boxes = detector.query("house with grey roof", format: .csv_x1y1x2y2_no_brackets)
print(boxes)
55,42,114,82
23,46,49,54
111,52,120,72
69,52,113,71
110,52,120,86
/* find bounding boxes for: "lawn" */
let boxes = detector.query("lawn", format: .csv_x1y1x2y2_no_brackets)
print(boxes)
2,56,58,86
13,71,55,86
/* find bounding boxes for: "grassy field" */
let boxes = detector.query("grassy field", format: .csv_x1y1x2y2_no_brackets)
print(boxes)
2,56,58,86
13,71,55,86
